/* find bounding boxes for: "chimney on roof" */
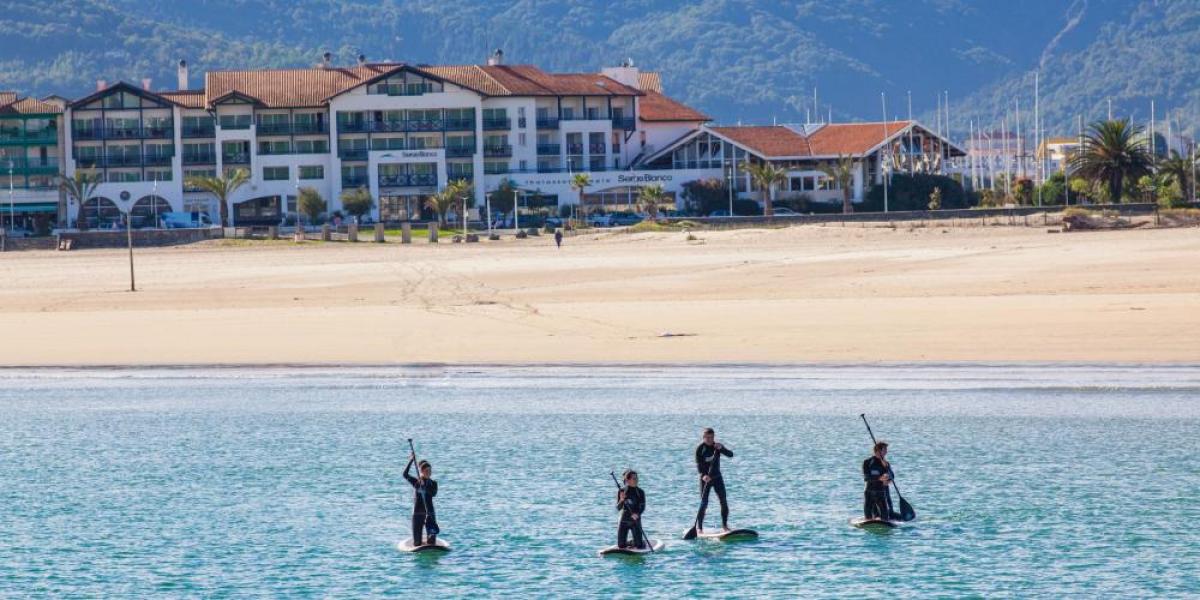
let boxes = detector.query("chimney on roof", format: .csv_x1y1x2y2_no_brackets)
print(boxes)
96,79,107,92
487,48,504,66
357,53,367,66
322,51,332,69
177,59,189,90
601,60,640,90
142,78,152,91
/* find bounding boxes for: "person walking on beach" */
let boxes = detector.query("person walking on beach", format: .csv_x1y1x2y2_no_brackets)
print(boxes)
403,453,439,546
695,427,734,533
862,441,897,521
616,469,647,549
554,228,563,248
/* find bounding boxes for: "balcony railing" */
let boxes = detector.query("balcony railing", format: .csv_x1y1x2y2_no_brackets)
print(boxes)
75,153,174,168
447,173,473,183
483,164,510,175
71,125,174,140
407,119,443,132
483,144,512,158
338,148,368,161
219,120,252,130
444,118,474,131
338,121,369,133
537,143,561,155
536,118,559,129
341,175,368,187
0,130,58,145
567,144,584,154
142,154,174,166
292,122,328,134
181,125,216,138
142,125,174,139
256,122,292,135
611,117,636,130
482,118,511,130
379,174,438,187
222,153,250,165
446,146,475,158
1,157,59,173
589,143,607,154
182,153,217,165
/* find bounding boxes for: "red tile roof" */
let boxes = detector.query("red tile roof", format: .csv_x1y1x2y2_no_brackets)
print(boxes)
708,125,812,157
637,72,663,93
0,93,61,115
158,89,206,109
421,65,509,96
0,92,16,106
205,64,405,108
639,90,709,122
806,121,912,156
424,64,641,97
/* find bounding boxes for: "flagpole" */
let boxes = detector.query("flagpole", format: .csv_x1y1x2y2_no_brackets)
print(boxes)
881,92,889,213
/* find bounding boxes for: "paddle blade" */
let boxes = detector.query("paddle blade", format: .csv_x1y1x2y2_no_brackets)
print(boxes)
897,496,916,521
682,525,698,540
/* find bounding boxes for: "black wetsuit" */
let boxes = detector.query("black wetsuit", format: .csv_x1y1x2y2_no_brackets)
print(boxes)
616,486,646,549
862,456,896,520
404,457,439,545
695,442,734,530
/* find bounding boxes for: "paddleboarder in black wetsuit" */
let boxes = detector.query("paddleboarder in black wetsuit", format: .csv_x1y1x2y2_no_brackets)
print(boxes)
695,427,734,533
862,441,897,521
616,470,646,549
404,453,439,545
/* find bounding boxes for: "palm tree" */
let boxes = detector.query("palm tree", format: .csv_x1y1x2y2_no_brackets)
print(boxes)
820,154,856,214
1069,119,1152,203
637,184,666,221
571,173,591,222
743,161,788,217
424,178,470,228
58,172,99,230
184,168,250,227
1156,150,1193,199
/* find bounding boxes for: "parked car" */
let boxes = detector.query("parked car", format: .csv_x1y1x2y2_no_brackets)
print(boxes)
771,207,802,216
587,214,613,227
162,211,213,229
708,210,731,217
610,213,644,226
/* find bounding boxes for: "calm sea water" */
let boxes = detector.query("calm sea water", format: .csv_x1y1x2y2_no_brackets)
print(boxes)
0,365,1197,597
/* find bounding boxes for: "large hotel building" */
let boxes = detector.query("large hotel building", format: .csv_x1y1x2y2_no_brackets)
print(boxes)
0,52,961,228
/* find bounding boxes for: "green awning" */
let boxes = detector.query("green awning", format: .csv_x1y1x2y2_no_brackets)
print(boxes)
0,202,57,214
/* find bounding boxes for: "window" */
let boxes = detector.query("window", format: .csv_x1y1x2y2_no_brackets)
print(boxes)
263,166,289,181
293,139,328,154
258,140,290,155
519,159,527,171
219,114,252,130
299,166,324,180
146,169,173,182
518,133,527,146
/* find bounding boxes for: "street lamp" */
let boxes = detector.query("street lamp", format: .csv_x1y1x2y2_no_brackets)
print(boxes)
725,159,735,217
8,160,14,233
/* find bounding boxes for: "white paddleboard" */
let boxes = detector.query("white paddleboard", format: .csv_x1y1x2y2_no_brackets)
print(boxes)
693,528,759,541
397,538,451,553
598,539,665,556
850,517,899,530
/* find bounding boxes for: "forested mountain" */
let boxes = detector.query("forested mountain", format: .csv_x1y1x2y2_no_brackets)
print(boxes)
1,0,1196,138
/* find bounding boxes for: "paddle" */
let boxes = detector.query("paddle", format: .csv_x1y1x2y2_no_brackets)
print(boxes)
407,438,440,538
859,415,917,522
683,443,722,540
610,471,653,553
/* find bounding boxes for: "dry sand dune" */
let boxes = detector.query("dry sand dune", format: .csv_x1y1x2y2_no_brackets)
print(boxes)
0,224,1197,365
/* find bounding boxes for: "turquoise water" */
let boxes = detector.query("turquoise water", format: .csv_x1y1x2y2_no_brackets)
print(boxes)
0,365,1197,597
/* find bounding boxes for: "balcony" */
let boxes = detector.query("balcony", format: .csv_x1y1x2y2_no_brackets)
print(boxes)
256,122,292,136
142,125,174,139
406,119,442,132
338,121,369,133
292,122,328,135
0,129,58,145
219,120,252,131
222,153,250,165
567,144,584,154
181,125,216,138
379,174,438,187
341,175,368,187
589,143,607,154
1,157,59,174
182,152,217,165
446,146,475,158
483,163,510,175
411,173,437,186
256,146,294,156
142,154,174,166
483,144,512,158
447,173,473,184
611,117,636,130
482,117,511,131
368,121,406,133
103,154,145,168
444,118,474,131
338,148,368,161
536,118,559,129
537,143,561,155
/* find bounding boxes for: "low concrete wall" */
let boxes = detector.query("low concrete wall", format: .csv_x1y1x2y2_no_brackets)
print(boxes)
0,236,56,251
57,227,222,250
665,202,1172,226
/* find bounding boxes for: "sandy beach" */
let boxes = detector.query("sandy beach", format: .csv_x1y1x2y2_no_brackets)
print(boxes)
0,223,1197,365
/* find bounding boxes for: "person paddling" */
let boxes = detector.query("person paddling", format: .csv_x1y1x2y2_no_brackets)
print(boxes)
694,427,734,533
403,451,439,546
615,470,647,550
862,441,898,521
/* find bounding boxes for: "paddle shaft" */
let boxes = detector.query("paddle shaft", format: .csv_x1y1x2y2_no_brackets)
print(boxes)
611,471,653,552
407,439,437,532
859,415,909,500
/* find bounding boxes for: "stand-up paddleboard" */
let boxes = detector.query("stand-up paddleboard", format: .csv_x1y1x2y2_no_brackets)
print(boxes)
598,539,665,556
850,517,899,530
397,538,451,553
693,528,758,541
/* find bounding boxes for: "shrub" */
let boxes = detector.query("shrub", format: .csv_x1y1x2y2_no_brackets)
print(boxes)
732,198,761,216
681,178,733,215
861,174,967,211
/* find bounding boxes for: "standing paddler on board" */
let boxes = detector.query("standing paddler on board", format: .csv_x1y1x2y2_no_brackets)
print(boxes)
403,442,439,547
692,427,734,534
862,440,899,522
